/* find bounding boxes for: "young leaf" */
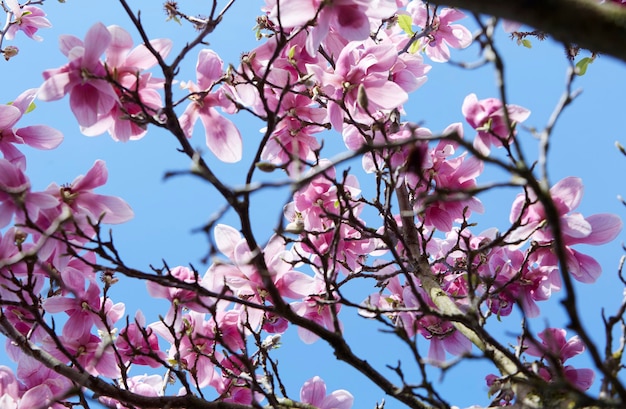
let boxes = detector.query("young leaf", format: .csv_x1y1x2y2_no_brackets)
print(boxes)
397,14,414,35
575,57,593,76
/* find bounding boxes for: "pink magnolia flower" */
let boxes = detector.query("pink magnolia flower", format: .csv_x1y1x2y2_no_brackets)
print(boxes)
309,37,408,131
407,1,473,62
179,49,242,163
116,310,167,368
99,374,163,409
402,126,484,232
462,93,530,154
300,376,353,409
264,0,397,55
0,89,63,169
42,275,124,342
291,273,343,344
44,159,134,226
41,329,120,378
39,22,119,128
80,25,172,142
14,355,72,409
0,158,59,228
146,265,208,324
154,310,223,389
402,284,472,363
524,328,595,391
205,224,316,331
4,0,51,41
260,91,326,175
0,366,20,409
292,160,362,229
510,177,622,283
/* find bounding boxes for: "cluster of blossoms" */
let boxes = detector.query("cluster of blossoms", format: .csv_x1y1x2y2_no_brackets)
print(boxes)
487,328,594,405
39,22,173,142
0,0,623,408
0,0,51,60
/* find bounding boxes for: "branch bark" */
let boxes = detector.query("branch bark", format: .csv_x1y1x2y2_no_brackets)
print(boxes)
428,0,626,64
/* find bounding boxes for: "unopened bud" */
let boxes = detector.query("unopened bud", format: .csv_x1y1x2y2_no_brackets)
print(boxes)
255,161,277,172
2,46,18,61
357,83,369,111
284,218,304,234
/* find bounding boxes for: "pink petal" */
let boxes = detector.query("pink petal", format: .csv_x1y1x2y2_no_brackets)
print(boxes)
551,177,584,212
334,6,370,41
196,49,224,89
79,192,134,224
428,338,446,363
425,41,451,63
568,249,602,283
125,38,173,70
11,88,37,114
73,160,108,191
214,224,242,260
39,67,73,101
200,107,242,163
69,84,114,127
0,105,21,130
321,390,354,409
15,125,63,150
576,213,622,245
105,25,134,67
364,82,408,110
444,331,472,356
42,296,75,313
564,366,594,391
82,22,112,68
178,101,199,138
507,103,531,123
561,213,592,240
561,335,585,361
300,376,326,406
461,93,483,128
58,34,83,57
18,385,53,409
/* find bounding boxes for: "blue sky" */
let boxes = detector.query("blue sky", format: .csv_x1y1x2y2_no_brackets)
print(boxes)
3,1,626,408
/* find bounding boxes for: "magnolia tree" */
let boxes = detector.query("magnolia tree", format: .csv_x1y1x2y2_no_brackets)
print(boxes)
0,0,625,408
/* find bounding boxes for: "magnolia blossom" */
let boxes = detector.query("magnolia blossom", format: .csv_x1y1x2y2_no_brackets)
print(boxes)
524,328,595,391
4,0,51,41
44,159,134,226
39,22,118,128
179,49,242,162
300,376,353,409
264,0,398,55
510,176,622,283
39,23,170,142
81,25,172,141
0,89,63,169
462,93,531,154
407,1,473,62
309,37,408,131
0,158,58,229
99,374,164,409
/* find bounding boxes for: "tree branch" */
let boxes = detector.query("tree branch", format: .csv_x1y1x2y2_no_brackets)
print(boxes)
428,0,626,63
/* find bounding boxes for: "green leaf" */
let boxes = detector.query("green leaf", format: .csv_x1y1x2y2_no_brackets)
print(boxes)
25,101,36,114
397,14,414,36
408,39,421,54
287,45,296,61
575,57,593,76
521,39,532,48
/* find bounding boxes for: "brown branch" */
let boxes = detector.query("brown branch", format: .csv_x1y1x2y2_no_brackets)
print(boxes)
428,0,626,63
